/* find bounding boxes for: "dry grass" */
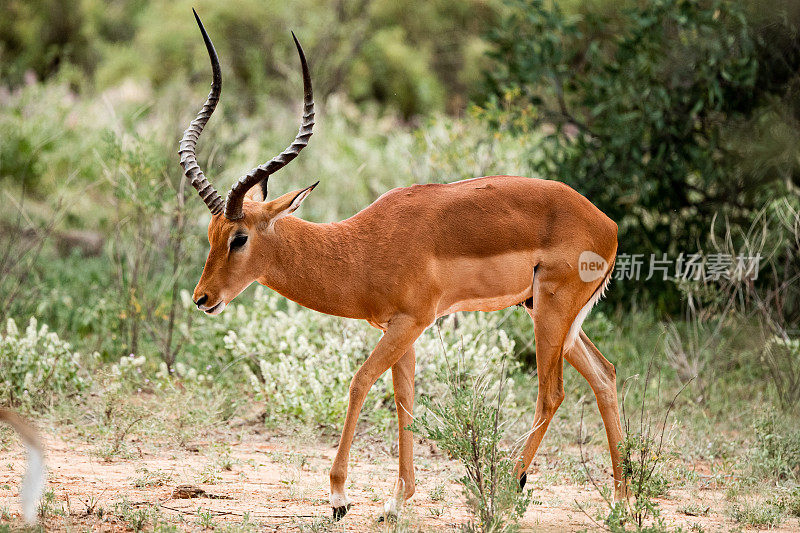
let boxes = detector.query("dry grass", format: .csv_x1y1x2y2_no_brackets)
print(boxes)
2,415,799,532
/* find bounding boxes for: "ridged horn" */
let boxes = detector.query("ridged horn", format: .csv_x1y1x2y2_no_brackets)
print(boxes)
223,31,314,221
178,8,225,215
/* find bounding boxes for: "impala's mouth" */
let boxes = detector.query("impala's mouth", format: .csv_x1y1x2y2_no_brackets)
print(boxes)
202,301,226,315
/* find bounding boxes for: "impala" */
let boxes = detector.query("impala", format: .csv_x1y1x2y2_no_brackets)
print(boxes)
0,409,45,524
180,11,624,520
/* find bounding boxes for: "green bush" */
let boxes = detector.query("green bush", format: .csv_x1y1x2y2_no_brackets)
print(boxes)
2,0,500,116
783,487,800,518
728,499,785,528
480,0,799,310
410,352,530,533
0,0,95,86
0,317,95,408
0,82,102,195
354,27,444,118
751,410,800,481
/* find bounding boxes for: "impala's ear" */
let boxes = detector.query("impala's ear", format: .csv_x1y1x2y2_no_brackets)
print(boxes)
244,178,270,202
247,185,265,202
269,181,319,223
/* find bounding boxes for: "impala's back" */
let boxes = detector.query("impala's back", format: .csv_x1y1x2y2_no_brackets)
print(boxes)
340,175,618,319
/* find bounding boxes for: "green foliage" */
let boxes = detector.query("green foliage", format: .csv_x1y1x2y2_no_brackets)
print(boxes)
598,429,673,533
355,27,444,118
234,291,379,426
576,364,685,533
0,0,94,86
112,498,170,532
751,410,800,482
410,351,529,533
480,0,798,309
26,256,129,361
783,486,800,518
728,499,785,528
1,0,500,117
619,433,671,500
101,131,202,368
0,82,101,193
0,317,95,409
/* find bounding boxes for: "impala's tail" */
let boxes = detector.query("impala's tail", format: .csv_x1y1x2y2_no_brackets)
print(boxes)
0,408,45,523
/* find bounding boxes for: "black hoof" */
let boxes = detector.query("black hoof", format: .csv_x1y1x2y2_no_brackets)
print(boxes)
519,472,527,490
332,504,351,521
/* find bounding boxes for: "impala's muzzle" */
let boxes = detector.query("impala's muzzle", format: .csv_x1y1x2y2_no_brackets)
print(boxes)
194,293,226,315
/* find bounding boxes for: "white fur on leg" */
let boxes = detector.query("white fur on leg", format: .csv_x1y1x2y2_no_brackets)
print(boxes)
383,478,405,521
566,270,612,350
330,491,352,509
21,444,45,524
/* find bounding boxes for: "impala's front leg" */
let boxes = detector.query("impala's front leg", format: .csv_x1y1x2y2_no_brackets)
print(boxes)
330,315,427,520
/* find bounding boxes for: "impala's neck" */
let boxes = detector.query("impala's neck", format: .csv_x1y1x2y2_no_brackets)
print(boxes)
255,216,365,319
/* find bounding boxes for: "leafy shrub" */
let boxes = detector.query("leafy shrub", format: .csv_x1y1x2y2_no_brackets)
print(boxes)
0,0,94,86
242,309,377,426
728,499,785,528
0,82,102,195
101,131,204,369
576,366,683,533
596,429,673,533
619,433,671,500
751,410,800,481
410,353,530,533
354,26,444,118
0,317,95,408
783,487,800,518
2,0,498,116
480,0,799,310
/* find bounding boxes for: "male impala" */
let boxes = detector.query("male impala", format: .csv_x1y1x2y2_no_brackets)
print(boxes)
181,11,624,520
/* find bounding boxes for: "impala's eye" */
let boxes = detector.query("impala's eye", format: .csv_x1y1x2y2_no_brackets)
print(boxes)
230,234,248,250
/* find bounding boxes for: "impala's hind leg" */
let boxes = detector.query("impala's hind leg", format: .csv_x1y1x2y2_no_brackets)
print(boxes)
565,330,626,500
383,346,416,521
515,271,594,485
515,262,612,488
515,305,566,487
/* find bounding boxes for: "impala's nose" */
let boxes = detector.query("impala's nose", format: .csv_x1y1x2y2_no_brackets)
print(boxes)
194,294,208,308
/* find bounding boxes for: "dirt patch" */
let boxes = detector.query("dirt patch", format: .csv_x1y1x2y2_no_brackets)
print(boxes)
0,427,798,531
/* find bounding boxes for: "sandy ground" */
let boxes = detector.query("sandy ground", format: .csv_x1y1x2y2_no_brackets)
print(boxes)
1,426,798,532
